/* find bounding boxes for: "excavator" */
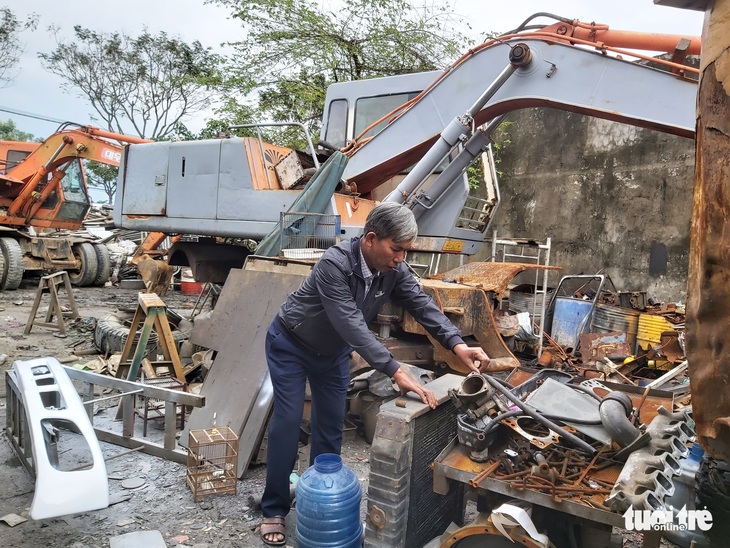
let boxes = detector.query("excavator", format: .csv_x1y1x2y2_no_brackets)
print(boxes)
0,124,148,289
114,16,699,374
115,18,699,282
114,11,730,546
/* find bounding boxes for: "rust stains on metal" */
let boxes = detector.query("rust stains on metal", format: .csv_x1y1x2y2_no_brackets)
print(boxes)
688,45,730,461
403,280,520,374
579,332,633,366
434,261,562,299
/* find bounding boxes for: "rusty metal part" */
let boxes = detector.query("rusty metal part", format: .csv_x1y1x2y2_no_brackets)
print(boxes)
539,327,571,362
434,261,561,300
133,254,174,296
495,468,531,481
659,330,685,363
403,280,520,374
530,452,559,484
468,460,501,488
536,349,554,367
509,476,611,494
437,512,545,548
439,512,539,548
369,505,387,529
485,375,597,454
579,332,633,366
688,8,730,462
561,455,570,477
571,449,603,487
634,385,652,424
502,416,560,449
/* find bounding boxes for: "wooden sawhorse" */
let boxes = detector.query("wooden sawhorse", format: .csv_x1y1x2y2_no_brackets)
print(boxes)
116,292,186,383
24,271,79,335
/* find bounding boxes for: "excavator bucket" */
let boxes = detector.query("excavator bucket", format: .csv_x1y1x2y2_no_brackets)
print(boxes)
132,254,174,296
403,280,521,374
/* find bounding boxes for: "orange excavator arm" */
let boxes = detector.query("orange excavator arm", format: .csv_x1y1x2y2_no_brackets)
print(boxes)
2,125,149,220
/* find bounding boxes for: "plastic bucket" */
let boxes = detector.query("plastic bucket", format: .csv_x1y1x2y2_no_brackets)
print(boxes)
181,281,205,295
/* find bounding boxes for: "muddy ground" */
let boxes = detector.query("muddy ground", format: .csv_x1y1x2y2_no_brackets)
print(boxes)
0,279,681,547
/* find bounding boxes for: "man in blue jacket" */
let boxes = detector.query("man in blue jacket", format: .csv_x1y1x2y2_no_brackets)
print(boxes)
259,202,490,545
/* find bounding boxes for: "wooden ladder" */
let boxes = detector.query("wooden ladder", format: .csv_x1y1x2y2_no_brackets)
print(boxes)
116,292,186,383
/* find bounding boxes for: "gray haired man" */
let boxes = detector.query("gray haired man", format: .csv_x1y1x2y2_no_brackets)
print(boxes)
259,202,490,545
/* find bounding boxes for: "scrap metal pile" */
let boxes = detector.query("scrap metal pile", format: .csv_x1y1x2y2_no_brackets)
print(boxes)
447,366,696,517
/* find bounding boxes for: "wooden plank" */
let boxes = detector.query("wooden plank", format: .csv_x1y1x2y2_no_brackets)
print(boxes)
138,292,166,311
182,268,307,476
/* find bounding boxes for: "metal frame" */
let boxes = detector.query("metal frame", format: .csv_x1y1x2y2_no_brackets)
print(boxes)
67,367,203,463
6,365,206,473
489,231,553,355
229,122,320,189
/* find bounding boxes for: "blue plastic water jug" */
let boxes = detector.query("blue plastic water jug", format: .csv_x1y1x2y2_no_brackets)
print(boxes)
295,453,362,548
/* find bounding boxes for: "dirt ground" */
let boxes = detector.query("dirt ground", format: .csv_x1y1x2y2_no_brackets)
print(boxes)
0,280,372,547
0,279,683,547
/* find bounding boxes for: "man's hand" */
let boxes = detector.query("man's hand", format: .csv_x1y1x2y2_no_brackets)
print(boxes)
453,343,491,373
391,368,438,409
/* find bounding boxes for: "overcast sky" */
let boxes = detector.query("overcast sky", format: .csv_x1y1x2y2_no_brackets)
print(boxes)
2,0,706,139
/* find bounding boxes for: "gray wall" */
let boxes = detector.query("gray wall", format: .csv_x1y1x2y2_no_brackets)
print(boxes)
479,108,695,303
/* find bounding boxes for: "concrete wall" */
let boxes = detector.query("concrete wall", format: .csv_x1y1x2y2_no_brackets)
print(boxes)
480,108,695,303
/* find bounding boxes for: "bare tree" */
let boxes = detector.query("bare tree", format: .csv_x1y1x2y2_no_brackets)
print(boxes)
39,27,223,139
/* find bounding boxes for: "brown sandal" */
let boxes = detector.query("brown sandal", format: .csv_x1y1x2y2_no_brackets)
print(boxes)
260,515,286,546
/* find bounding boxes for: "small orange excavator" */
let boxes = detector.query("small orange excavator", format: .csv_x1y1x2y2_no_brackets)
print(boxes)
0,123,148,290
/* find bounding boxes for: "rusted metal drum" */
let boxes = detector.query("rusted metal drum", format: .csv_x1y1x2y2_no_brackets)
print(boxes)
636,313,674,352
550,297,592,350
590,303,640,353
508,285,553,326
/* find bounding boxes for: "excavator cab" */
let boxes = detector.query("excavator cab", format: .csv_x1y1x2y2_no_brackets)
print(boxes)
0,141,90,227
54,158,92,225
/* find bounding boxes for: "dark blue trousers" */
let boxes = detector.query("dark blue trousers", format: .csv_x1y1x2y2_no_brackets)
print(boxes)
261,319,351,518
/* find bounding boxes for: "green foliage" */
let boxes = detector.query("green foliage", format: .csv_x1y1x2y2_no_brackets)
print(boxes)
466,120,513,192
210,0,474,147
0,119,35,141
466,158,484,192
84,160,118,204
490,120,513,178
0,8,38,88
39,27,224,139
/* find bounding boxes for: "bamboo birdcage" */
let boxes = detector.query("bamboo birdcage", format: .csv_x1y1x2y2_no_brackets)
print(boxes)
186,426,239,501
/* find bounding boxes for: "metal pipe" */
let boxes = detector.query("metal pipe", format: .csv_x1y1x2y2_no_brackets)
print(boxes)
408,116,506,218
484,375,597,454
82,389,144,406
599,397,641,448
385,44,532,205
